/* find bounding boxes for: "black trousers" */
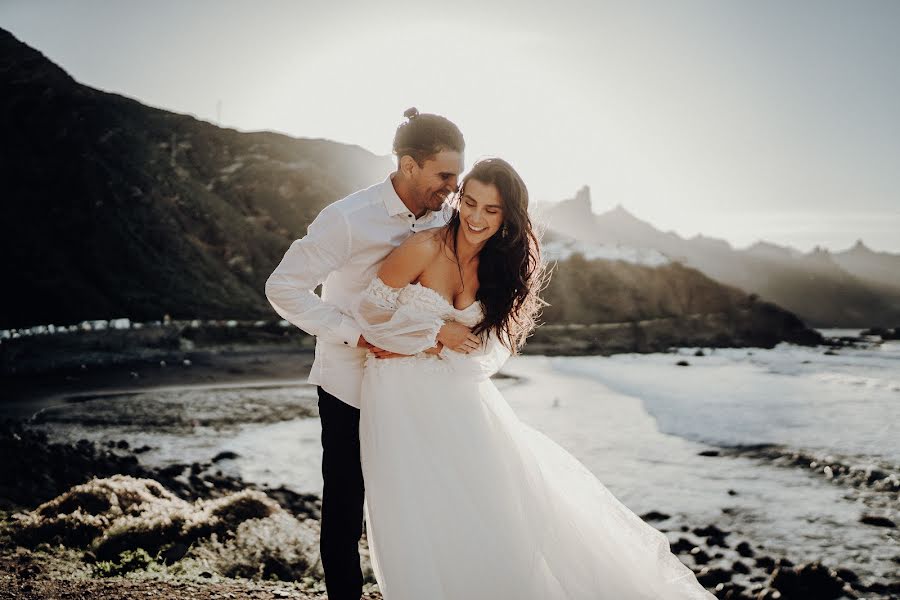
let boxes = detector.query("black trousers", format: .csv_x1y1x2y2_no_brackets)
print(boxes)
317,386,365,600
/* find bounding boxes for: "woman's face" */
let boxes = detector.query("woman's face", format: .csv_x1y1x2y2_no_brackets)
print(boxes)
458,179,504,244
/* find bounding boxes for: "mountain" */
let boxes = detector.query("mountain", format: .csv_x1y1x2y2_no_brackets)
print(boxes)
0,29,821,350
0,28,391,329
542,187,900,328
535,255,820,353
833,240,900,292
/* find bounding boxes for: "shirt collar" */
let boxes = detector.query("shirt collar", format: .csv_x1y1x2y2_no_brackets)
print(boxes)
380,174,440,222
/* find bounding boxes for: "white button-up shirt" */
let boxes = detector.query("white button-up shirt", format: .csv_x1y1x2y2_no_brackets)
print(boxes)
265,175,447,408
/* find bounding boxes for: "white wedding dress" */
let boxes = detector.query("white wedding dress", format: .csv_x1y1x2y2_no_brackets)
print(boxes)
355,278,716,600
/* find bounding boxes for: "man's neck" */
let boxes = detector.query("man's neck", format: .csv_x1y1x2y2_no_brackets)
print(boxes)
390,172,427,219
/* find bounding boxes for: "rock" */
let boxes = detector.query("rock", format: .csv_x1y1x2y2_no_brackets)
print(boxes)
698,450,719,457
755,556,776,571
714,582,750,599
157,463,187,478
690,547,711,565
775,558,794,568
670,537,694,554
834,567,858,583
766,562,846,600
212,451,240,463
732,560,751,574
863,580,900,596
736,541,754,557
865,467,887,483
676,360,690,366
695,566,731,586
640,510,670,522
159,542,190,564
860,514,896,528
693,524,729,538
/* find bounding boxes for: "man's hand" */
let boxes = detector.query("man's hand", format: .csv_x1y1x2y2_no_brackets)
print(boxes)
437,321,480,353
358,335,411,359
423,342,444,355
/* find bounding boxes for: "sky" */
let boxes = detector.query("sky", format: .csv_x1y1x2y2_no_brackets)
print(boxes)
2,0,899,252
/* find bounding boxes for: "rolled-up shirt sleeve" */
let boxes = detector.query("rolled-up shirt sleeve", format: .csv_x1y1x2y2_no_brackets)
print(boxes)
265,205,363,347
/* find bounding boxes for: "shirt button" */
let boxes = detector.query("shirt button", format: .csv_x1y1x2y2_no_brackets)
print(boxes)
408,214,413,218
343,341,348,345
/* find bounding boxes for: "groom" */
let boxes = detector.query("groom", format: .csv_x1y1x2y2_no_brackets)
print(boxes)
265,108,473,600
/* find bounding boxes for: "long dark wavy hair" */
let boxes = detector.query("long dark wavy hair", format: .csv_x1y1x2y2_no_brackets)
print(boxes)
441,158,547,353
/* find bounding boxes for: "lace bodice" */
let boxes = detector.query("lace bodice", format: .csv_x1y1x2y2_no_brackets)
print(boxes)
396,282,484,327
354,276,508,379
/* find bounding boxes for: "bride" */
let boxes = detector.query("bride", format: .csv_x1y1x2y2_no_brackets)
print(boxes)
353,158,715,599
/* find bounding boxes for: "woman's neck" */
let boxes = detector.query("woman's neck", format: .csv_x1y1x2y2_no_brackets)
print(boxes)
453,224,485,265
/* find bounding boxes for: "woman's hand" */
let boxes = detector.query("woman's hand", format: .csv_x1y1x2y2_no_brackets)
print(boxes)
437,321,480,353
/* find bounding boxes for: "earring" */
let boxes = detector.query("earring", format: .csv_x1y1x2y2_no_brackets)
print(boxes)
501,224,508,238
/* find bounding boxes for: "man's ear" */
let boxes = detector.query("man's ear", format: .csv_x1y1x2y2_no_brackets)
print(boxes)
399,155,418,178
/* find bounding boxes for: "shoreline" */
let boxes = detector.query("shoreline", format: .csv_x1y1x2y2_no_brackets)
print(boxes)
2,416,888,599
1,325,877,410
1,346,315,410
2,342,897,598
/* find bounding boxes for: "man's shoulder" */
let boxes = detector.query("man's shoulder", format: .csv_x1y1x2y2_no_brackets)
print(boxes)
326,180,386,218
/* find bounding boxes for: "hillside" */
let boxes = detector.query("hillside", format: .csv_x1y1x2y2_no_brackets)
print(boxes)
1,28,821,351
0,28,391,329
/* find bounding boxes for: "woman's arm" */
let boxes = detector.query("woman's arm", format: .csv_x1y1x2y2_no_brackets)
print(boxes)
353,231,479,355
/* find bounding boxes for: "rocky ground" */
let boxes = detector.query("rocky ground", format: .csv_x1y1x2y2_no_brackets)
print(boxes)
1,329,897,599
2,420,897,599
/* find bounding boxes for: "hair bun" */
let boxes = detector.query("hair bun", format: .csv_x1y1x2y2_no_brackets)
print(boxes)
403,107,419,119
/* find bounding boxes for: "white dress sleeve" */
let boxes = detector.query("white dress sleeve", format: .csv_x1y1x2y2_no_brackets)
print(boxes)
438,331,511,381
353,277,446,355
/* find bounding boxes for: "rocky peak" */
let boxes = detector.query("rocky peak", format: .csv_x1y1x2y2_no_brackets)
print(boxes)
847,239,872,254
555,185,593,217
745,241,799,260
0,28,76,90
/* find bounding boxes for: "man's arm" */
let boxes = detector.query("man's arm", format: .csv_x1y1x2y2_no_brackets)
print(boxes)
265,204,363,347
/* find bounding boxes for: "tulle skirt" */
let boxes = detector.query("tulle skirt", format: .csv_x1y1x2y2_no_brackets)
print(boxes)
359,355,715,600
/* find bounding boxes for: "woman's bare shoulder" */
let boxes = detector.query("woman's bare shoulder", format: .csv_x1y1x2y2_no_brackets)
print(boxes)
394,228,444,256
407,227,444,247
378,228,445,285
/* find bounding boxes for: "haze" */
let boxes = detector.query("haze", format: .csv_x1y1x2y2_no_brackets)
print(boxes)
3,0,898,251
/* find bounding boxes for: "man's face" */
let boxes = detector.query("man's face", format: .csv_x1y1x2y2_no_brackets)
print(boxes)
409,149,464,214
